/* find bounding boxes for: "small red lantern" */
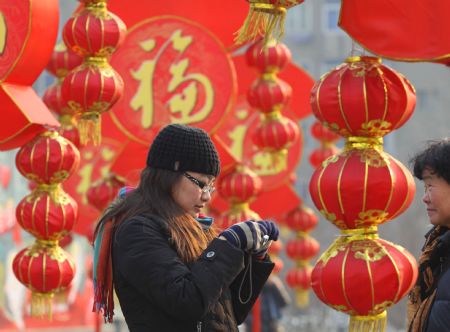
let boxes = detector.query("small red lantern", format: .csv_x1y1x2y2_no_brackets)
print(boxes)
309,145,415,229
61,60,124,145
253,115,299,151
217,166,262,204
86,174,125,211
246,39,292,72
286,265,312,307
46,43,83,80
63,3,126,58
285,205,318,233
15,130,80,185
247,77,292,114
310,56,416,138
286,236,320,261
13,242,75,317
271,256,284,274
309,146,339,169
16,190,77,240
217,205,260,230
312,233,417,329
310,121,341,143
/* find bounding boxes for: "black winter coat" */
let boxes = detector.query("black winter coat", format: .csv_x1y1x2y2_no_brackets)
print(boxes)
424,229,450,331
112,215,274,332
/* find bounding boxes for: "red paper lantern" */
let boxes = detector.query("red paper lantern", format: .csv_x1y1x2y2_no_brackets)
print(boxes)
247,77,292,114
16,190,77,241
63,3,126,58
246,39,292,72
271,256,284,274
13,242,75,316
217,166,262,204
62,60,124,116
253,115,299,151
15,131,80,185
309,145,415,229
285,205,318,232
268,238,283,256
86,175,125,211
312,234,417,324
286,236,320,261
310,56,416,137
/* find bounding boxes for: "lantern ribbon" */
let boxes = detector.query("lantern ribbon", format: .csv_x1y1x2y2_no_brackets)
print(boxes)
349,311,387,332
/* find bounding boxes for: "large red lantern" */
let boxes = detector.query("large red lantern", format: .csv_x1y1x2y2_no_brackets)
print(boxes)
13,243,75,317
310,56,416,138
312,232,417,329
15,131,80,185
309,145,415,230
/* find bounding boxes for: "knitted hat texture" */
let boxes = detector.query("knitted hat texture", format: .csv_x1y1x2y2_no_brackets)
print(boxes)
146,124,220,176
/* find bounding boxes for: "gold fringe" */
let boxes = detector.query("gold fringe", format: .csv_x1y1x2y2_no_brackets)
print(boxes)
31,292,54,320
78,112,101,146
295,289,309,308
349,311,387,332
234,4,286,46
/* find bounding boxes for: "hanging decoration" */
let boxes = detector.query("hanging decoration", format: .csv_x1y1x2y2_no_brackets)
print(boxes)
309,121,341,168
285,204,319,307
43,43,83,147
86,174,125,211
235,0,304,46
309,56,418,331
246,39,300,166
0,0,59,150
216,164,262,229
13,130,80,318
62,0,126,145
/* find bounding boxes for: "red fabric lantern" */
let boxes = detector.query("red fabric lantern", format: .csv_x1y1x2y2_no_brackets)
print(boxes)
285,205,318,232
309,146,339,169
86,175,125,211
217,205,260,230
247,77,292,114
286,265,312,307
217,166,262,204
253,115,299,151
235,0,304,45
268,238,282,256
310,121,341,143
63,2,126,58
15,131,80,185
46,43,83,80
12,242,75,317
16,190,77,240
310,56,416,138
309,145,415,230
246,39,292,72
286,236,320,261
61,60,124,144
312,233,418,329
271,256,284,274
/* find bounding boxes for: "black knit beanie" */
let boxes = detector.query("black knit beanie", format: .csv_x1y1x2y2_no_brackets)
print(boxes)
146,124,220,176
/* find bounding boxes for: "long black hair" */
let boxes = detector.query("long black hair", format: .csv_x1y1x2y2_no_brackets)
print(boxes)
94,167,217,262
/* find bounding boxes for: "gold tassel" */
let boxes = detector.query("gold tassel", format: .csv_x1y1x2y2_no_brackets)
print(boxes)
295,289,309,308
78,112,101,146
235,3,287,46
31,292,54,320
349,311,387,332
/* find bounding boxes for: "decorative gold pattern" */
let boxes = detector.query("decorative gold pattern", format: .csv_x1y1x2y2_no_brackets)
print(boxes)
355,210,389,227
360,119,392,136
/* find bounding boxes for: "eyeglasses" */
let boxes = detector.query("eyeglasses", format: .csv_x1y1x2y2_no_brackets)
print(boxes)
183,172,215,194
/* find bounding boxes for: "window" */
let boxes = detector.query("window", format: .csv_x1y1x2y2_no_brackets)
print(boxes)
285,4,313,42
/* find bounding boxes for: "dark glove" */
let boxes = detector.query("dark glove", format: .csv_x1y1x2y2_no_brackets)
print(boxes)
252,221,279,259
219,220,278,252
